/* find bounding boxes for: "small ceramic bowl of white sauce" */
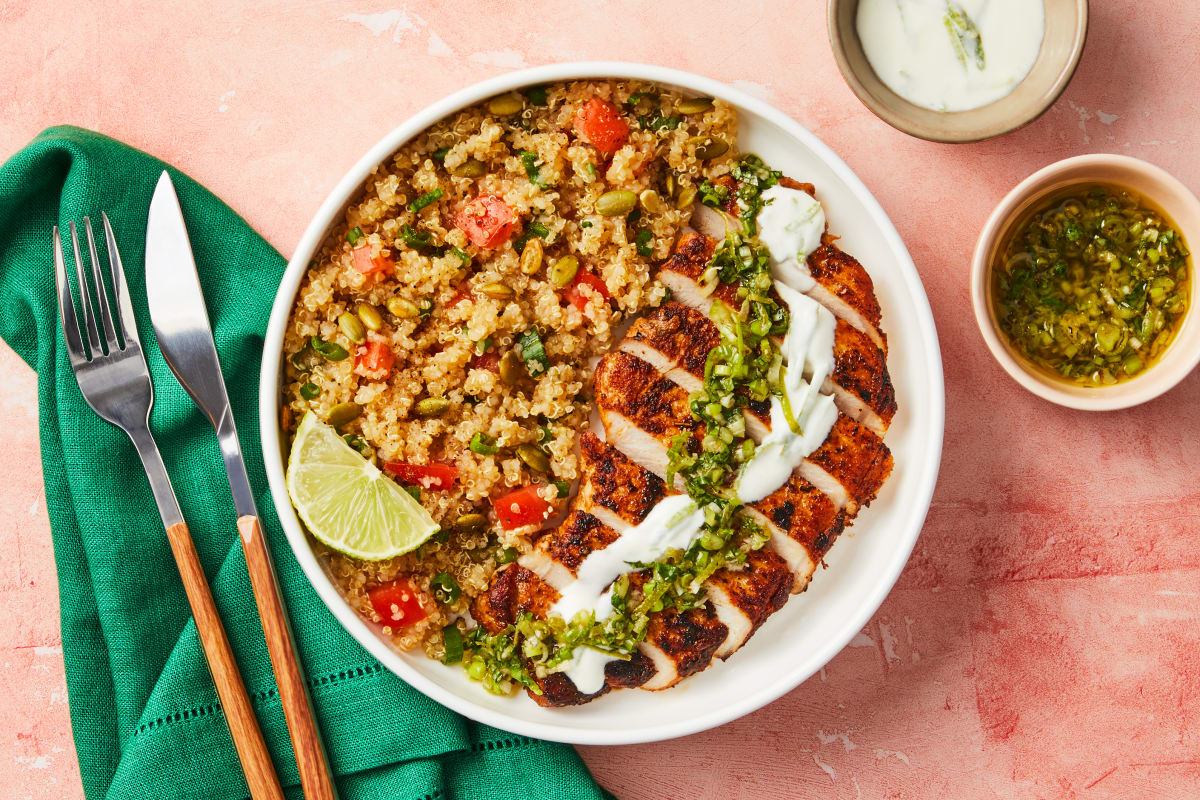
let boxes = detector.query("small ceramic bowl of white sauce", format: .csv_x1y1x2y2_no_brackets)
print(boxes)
828,0,1088,143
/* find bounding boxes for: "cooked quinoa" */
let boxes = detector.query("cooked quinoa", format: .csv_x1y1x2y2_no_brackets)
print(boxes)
282,80,738,658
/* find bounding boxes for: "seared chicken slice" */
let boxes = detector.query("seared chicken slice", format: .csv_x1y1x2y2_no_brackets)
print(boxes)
594,350,892,514
472,562,657,705
622,299,896,436
705,548,792,658
688,205,889,359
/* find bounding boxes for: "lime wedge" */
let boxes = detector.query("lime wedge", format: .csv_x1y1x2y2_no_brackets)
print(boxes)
286,411,439,560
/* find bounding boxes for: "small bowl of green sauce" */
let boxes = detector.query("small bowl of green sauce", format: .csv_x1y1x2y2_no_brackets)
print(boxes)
972,154,1200,409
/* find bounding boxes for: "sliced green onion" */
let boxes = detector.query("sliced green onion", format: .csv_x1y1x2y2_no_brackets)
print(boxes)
409,188,443,213
310,337,349,361
469,432,499,455
442,624,464,664
516,328,550,377
299,381,319,400
347,227,364,245
431,572,461,604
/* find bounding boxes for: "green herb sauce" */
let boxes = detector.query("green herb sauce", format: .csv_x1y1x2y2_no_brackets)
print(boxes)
992,184,1191,386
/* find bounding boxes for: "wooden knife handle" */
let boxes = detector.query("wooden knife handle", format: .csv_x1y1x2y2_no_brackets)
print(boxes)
237,514,338,800
165,522,285,800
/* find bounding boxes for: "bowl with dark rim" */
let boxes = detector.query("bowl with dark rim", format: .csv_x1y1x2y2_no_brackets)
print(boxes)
827,0,1089,143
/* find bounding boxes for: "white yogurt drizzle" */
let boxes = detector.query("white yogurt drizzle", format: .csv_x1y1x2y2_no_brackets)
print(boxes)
554,185,837,693
553,495,705,692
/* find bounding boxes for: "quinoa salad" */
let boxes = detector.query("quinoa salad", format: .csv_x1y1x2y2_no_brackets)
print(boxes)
282,80,739,662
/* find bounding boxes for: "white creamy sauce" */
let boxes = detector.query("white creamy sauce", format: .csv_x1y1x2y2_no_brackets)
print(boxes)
758,185,825,293
552,495,705,693
736,282,839,503
856,0,1046,112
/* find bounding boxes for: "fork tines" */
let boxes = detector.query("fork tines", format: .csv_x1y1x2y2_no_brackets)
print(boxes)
54,213,139,364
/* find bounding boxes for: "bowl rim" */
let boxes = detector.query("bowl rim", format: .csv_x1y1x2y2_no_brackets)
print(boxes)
826,0,1090,143
258,60,945,744
970,153,1200,410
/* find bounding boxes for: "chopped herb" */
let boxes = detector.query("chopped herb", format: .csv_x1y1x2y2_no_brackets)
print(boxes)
442,624,464,664
347,227,364,245
537,424,553,445
469,432,499,455
516,328,550,377
450,246,471,266
432,146,450,161
525,84,549,106
495,547,519,565
403,485,421,502
635,229,653,257
299,381,320,400
417,298,434,321
342,434,369,453
431,572,461,604
580,220,593,228
513,220,552,253
626,91,658,107
945,2,986,71
400,224,433,250
475,336,493,355
552,479,570,498
639,114,681,132
519,150,548,189
585,162,597,179
409,188,443,213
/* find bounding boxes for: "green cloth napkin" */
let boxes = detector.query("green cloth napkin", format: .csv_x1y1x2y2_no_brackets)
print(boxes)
0,126,614,800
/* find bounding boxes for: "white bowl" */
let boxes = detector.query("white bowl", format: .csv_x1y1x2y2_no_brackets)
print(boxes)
259,62,945,745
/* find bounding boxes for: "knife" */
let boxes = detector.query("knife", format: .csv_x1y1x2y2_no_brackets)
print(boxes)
145,171,338,800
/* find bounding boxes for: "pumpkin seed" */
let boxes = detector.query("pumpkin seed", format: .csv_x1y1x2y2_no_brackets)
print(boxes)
453,513,489,535
478,282,514,300
338,311,366,344
688,136,729,160
596,190,637,217
387,297,420,318
487,92,524,116
549,255,579,287
520,238,544,275
356,302,383,331
451,159,485,178
676,96,714,115
326,401,361,426
498,350,525,386
675,184,698,209
665,174,676,198
516,443,551,473
639,189,666,215
414,397,450,417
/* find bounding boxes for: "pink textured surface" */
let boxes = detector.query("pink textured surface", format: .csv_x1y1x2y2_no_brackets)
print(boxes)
2,2,1198,798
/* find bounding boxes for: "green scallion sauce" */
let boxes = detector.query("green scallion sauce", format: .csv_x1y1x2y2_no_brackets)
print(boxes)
992,184,1190,386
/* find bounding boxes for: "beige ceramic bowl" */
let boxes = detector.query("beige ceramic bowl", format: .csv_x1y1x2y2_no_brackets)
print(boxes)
971,154,1200,410
828,0,1089,142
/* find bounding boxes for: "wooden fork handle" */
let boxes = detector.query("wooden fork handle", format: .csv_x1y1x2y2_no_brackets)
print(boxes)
237,514,338,800
165,522,285,800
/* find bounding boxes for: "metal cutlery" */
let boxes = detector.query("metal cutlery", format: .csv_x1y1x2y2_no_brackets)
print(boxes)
53,214,285,800
144,172,337,800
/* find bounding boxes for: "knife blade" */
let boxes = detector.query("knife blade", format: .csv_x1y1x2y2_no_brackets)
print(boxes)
145,171,338,800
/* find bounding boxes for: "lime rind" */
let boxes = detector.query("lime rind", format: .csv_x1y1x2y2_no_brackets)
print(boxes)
286,412,439,560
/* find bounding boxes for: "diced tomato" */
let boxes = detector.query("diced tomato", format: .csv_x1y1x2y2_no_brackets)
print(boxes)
355,340,395,376
383,461,459,490
471,351,500,372
352,246,394,275
493,485,553,530
573,98,629,155
564,269,611,314
368,579,428,628
453,195,516,249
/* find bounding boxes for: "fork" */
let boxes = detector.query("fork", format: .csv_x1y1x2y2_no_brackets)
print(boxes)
54,216,285,800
